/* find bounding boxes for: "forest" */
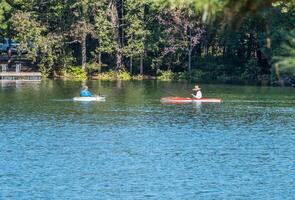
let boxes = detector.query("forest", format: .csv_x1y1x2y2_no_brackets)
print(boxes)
0,0,294,85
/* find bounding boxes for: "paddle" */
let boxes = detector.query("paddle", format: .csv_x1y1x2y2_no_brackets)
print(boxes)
159,88,178,96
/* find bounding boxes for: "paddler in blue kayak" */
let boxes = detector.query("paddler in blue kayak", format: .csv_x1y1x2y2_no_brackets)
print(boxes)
192,85,202,99
80,86,93,97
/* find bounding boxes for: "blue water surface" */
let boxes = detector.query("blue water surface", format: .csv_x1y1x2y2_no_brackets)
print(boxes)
0,80,295,199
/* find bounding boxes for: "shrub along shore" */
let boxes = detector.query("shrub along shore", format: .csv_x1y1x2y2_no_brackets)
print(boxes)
54,66,294,86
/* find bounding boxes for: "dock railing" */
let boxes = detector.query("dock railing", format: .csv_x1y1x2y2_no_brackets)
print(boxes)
0,64,42,81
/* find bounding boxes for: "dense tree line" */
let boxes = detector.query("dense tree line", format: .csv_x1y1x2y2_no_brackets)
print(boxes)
0,0,294,85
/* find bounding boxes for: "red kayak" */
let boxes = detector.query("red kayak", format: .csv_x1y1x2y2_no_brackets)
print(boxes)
161,97,222,103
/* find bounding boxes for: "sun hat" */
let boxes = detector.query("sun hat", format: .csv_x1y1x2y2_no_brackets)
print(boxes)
192,85,201,91
83,86,88,90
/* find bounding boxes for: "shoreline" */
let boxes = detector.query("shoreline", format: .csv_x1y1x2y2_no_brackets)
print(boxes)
2,76,290,88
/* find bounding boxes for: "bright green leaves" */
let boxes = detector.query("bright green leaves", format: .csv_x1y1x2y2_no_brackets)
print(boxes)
123,0,148,57
94,3,116,55
11,11,64,76
11,11,45,60
274,31,295,75
0,0,11,36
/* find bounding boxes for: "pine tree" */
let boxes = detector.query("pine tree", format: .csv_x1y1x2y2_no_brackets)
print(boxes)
94,1,116,71
123,0,149,75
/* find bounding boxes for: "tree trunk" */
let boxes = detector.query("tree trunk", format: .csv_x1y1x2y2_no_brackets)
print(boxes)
140,53,143,75
246,33,253,60
109,0,123,70
188,49,192,80
98,52,102,65
121,0,124,47
168,55,172,70
118,0,124,70
223,46,226,58
188,29,192,79
98,52,102,73
257,19,271,75
81,31,87,71
116,50,123,70
130,56,133,75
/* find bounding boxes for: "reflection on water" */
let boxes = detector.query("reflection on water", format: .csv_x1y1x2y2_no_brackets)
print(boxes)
0,80,41,90
0,80,295,199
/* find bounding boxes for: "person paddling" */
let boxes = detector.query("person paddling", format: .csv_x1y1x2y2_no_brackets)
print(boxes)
80,86,93,97
191,85,202,99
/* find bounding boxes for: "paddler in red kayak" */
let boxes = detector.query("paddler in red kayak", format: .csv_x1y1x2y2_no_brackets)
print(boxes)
191,85,202,99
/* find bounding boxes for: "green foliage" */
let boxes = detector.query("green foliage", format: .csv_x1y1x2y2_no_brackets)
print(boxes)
0,0,11,35
4,0,295,85
11,11,65,77
57,52,76,71
274,31,295,76
97,71,117,81
123,0,148,57
63,67,87,80
176,72,188,80
117,70,132,80
38,34,64,77
157,70,175,81
191,69,205,82
157,70,188,81
241,59,260,81
155,0,285,23
132,75,144,80
97,70,131,81
11,11,46,62
94,4,116,55
270,66,279,85
86,62,103,74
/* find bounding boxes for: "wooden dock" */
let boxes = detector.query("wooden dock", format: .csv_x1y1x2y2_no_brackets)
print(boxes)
0,72,42,81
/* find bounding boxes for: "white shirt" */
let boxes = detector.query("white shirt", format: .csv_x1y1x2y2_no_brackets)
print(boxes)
192,91,202,99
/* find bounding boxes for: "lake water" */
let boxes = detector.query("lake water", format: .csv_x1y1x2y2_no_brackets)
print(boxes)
0,80,295,199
